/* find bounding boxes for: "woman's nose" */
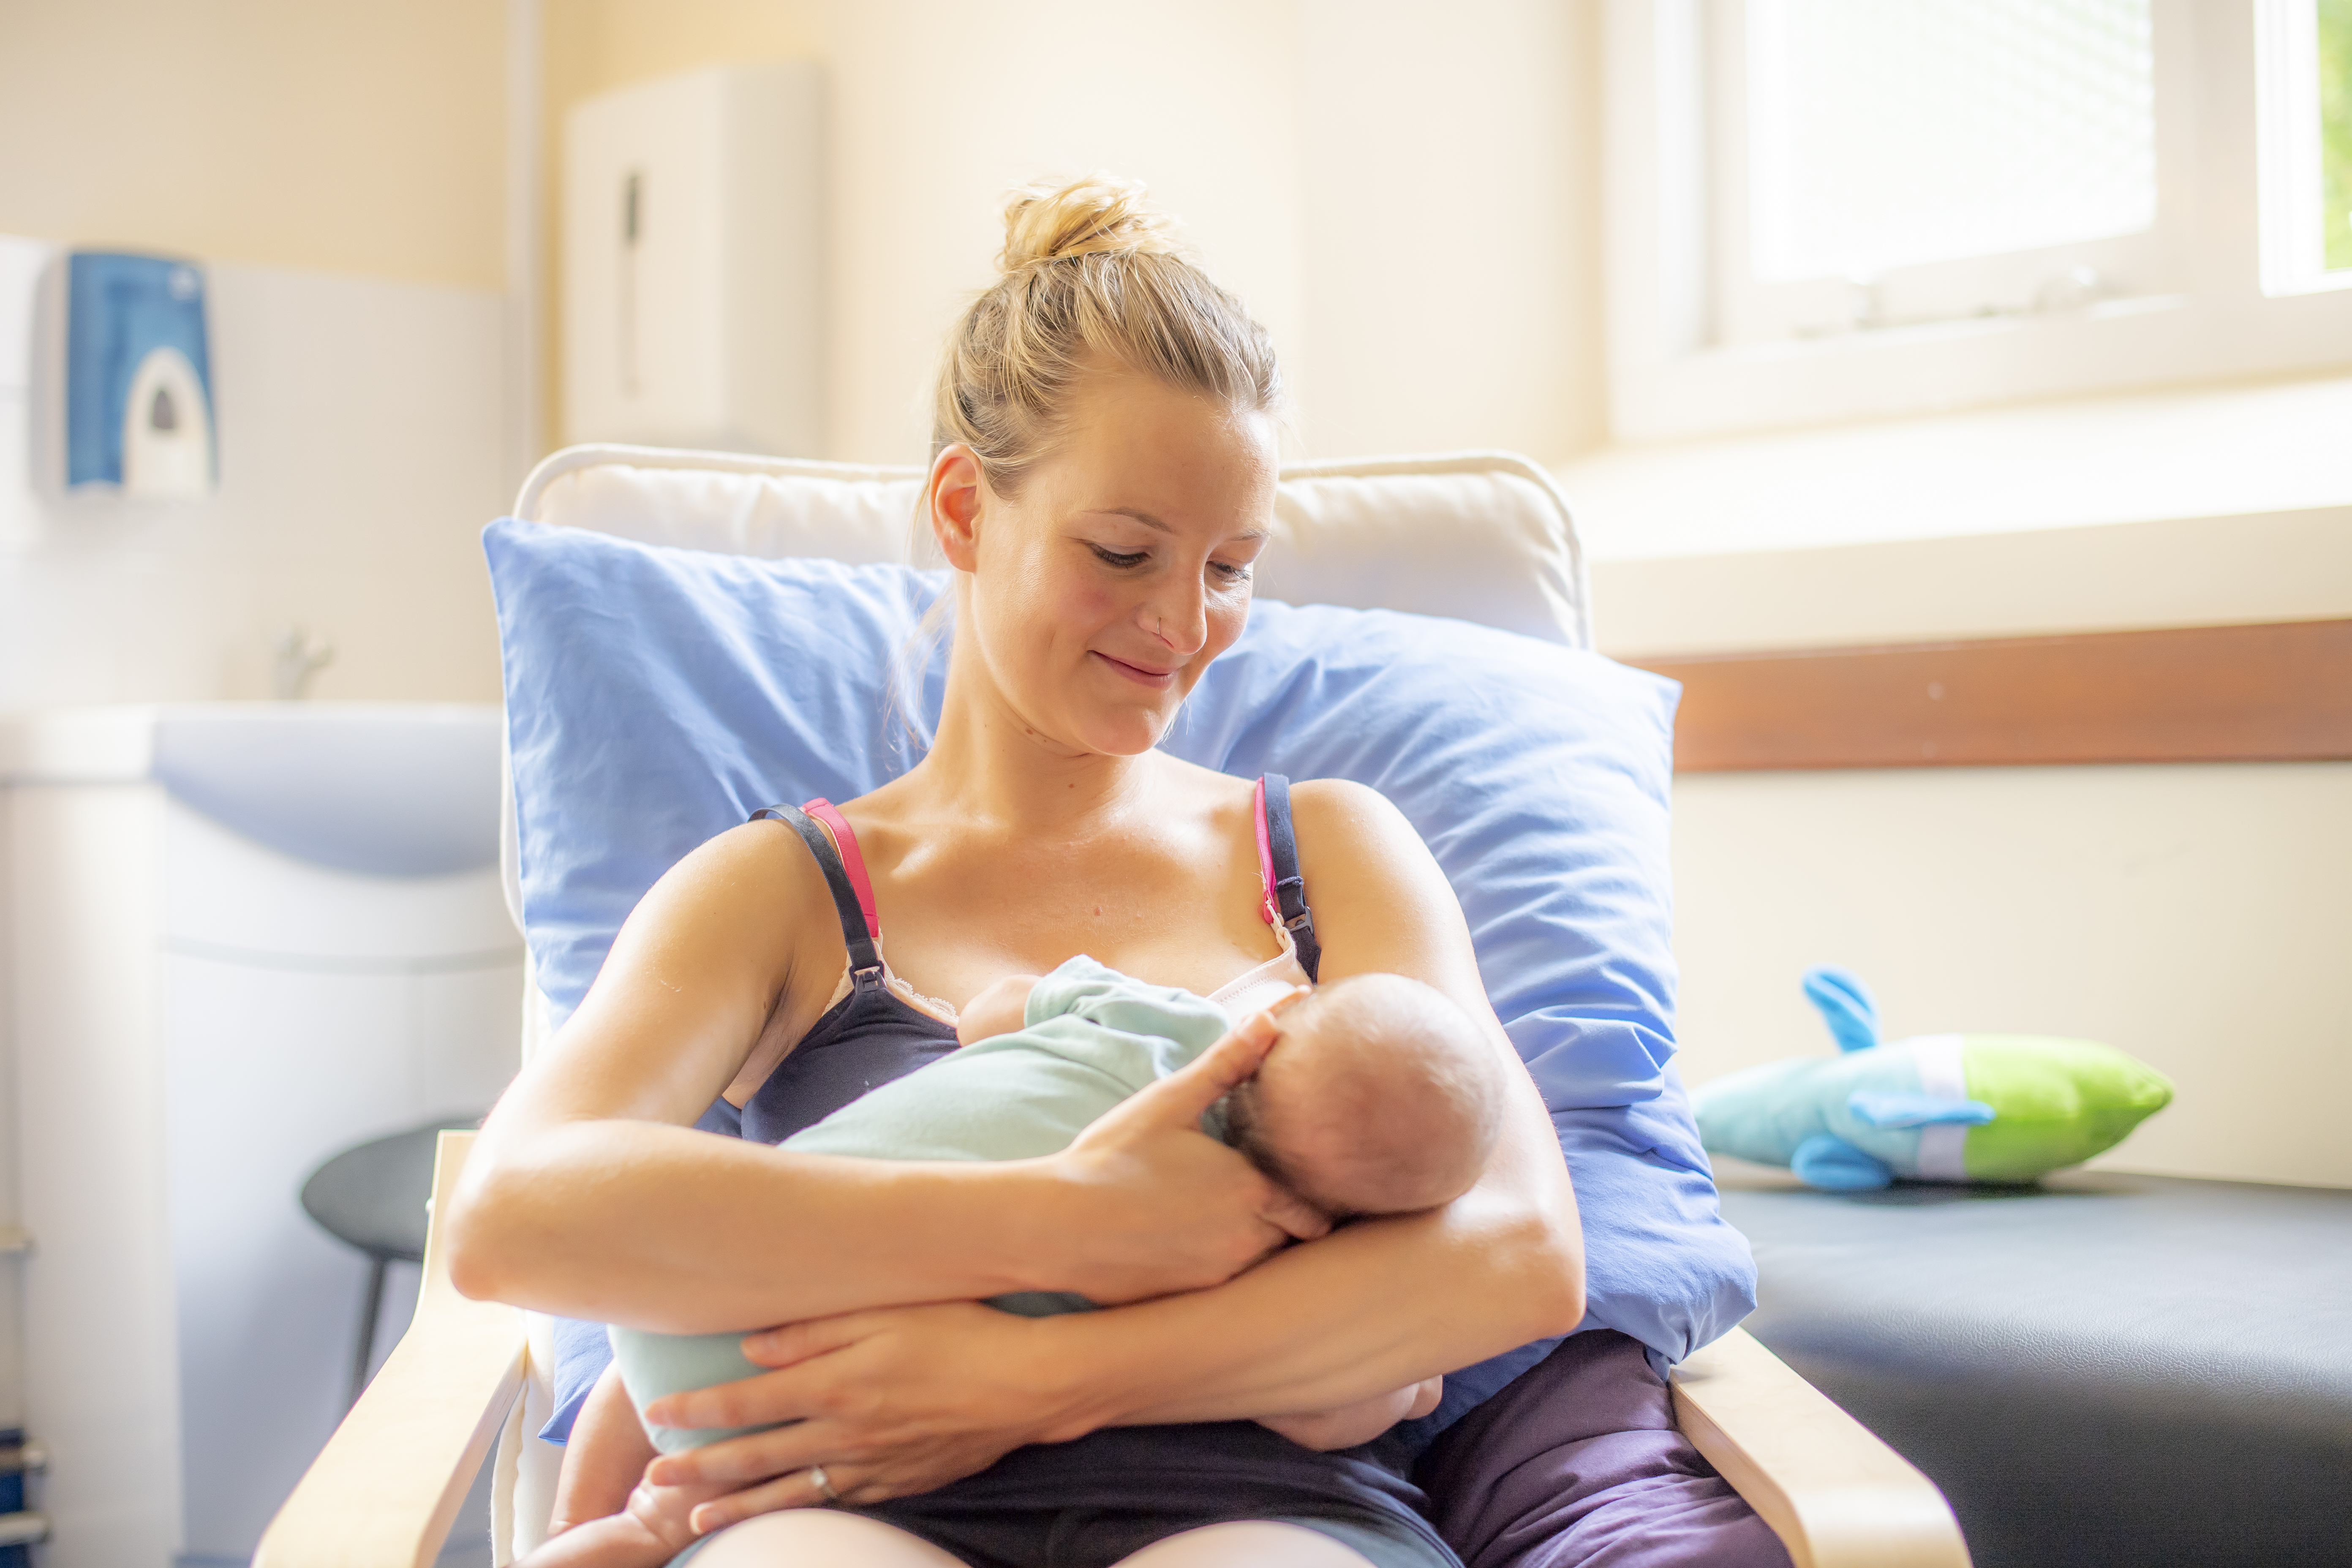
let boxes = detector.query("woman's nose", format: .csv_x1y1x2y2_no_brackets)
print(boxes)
1144,578,1209,655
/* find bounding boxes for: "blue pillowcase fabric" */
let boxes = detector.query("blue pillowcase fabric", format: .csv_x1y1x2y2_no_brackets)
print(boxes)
485,517,1754,1449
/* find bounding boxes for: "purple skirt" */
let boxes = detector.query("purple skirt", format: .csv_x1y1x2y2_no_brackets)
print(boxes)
1413,1331,1792,1568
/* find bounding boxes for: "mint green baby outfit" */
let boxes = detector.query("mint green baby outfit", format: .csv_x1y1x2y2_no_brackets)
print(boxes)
607,955,1232,1453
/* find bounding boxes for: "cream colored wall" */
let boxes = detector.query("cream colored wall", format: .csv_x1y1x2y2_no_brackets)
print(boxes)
822,0,1308,463
1295,0,1606,458
0,0,506,289
1595,510,2352,1189
540,0,1604,465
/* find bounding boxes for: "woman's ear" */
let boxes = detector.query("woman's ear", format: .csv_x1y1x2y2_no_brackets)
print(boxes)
929,446,985,572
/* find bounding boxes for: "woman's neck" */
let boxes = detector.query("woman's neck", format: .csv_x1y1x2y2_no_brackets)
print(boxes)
908,662,1162,838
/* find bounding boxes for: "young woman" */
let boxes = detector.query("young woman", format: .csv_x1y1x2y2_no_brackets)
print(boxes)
449,177,1786,1568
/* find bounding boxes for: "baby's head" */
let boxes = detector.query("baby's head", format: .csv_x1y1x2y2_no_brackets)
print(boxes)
1223,974,1507,1217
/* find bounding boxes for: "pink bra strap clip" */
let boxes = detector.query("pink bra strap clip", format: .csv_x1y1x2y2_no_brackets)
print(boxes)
803,798,881,941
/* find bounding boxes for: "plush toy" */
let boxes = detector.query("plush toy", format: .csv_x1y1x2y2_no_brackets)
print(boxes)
1693,966,2174,1190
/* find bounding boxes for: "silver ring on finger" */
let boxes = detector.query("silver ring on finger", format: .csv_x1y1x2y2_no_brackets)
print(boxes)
808,1463,840,1504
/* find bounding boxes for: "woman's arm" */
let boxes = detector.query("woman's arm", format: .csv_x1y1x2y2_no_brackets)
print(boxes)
1066,779,1584,1420
643,784,1584,1513
445,822,1313,1329
1078,777,1587,1418
1257,1376,1444,1452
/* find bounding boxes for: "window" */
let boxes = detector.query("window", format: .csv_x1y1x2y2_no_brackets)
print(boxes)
2330,0,2352,269
1605,0,2352,441
2259,0,2352,291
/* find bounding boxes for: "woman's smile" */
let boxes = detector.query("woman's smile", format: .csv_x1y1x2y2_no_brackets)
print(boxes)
1092,649,1179,687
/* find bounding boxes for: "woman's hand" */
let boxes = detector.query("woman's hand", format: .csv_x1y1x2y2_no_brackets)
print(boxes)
1038,1007,1330,1304
640,1302,1084,1534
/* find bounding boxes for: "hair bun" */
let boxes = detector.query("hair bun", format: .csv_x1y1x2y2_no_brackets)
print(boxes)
998,174,1187,272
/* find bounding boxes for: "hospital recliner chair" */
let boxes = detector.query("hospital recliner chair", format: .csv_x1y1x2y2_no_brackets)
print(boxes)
255,446,1973,1568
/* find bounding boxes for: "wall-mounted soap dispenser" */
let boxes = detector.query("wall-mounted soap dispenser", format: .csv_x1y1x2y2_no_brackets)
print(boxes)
65,251,216,500
563,61,822,456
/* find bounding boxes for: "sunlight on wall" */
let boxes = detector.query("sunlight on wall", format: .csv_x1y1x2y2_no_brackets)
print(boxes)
0,0,505,288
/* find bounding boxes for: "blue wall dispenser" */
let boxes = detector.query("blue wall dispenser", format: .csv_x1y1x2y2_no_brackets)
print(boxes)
65,250,215,499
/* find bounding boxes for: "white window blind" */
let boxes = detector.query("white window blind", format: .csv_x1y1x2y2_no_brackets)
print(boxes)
1748,0,2156,283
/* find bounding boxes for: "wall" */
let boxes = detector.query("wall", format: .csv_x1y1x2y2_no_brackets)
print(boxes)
1595,507,2352,1189
0,2,520,1466
539,0,1605,466
0,0,505,291
0,1,517,711
0,254,510,708
1295,0,1606,459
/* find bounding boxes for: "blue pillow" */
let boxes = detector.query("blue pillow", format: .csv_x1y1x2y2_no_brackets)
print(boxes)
486,518,1754,1443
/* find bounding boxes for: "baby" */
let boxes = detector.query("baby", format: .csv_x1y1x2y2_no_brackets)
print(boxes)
525,956,1507,1568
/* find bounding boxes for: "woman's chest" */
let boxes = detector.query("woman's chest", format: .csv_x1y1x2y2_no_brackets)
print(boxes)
873,843,1278,1007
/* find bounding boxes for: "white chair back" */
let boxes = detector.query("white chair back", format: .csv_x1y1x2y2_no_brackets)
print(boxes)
515,444,1590,647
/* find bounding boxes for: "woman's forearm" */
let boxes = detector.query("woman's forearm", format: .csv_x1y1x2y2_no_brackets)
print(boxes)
447,1118,1059,1331
1040,1148,1583,1433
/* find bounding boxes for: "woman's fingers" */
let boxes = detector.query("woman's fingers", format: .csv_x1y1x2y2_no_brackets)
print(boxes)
1045,1004,1342,1301
738,1311,874,1372
1136,1010,1286,1124
642,1363,815,1435
1258,1181,1331,1243
648,1414,838,1487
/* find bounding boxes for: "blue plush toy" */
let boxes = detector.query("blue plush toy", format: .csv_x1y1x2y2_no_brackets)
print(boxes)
1693,966,2174,1190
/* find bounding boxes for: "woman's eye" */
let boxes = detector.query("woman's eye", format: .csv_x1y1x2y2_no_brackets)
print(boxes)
1210,560,1252,585
1089,545,1149,569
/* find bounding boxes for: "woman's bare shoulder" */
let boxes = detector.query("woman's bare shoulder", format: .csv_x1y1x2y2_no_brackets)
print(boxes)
1286,779,1467,945
1287,777,1424,857
1284,780,1500,1036
605,816,846,1013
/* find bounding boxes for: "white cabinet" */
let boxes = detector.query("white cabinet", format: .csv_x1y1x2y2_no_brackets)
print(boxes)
562,62,823,456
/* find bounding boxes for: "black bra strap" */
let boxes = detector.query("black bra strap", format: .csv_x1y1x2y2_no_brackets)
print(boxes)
751,803,885,988
1260,774,1322,983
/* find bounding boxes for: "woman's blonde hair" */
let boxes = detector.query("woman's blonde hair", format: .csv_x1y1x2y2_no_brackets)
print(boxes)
887,176,1282,754
928,173,1284,501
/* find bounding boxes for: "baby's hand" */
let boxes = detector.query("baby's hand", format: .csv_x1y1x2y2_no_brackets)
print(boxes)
514,1471,725,1568
1256,1375,1443,1451
956,974,1040,1045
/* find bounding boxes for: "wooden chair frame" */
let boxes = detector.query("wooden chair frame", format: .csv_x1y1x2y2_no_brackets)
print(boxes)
258,1134,1969,1568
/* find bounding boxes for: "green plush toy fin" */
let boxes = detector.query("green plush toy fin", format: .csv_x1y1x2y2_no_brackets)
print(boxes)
1791,1133,1894,1190
1847,1091,1997,1129
1803,965,1881,1054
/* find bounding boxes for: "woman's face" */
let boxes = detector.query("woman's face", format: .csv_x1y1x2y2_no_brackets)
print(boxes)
931,368,1280,758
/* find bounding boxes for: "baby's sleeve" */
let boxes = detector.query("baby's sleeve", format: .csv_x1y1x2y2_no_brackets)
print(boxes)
1026,955,1231,1063
1023,954,1133,1025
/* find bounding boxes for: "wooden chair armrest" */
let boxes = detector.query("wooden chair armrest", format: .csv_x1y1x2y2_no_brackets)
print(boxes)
1672,1327,1972,1568
257,1132,526,1568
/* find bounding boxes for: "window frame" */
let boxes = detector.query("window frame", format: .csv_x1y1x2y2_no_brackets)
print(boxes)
1604,0,2352,443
